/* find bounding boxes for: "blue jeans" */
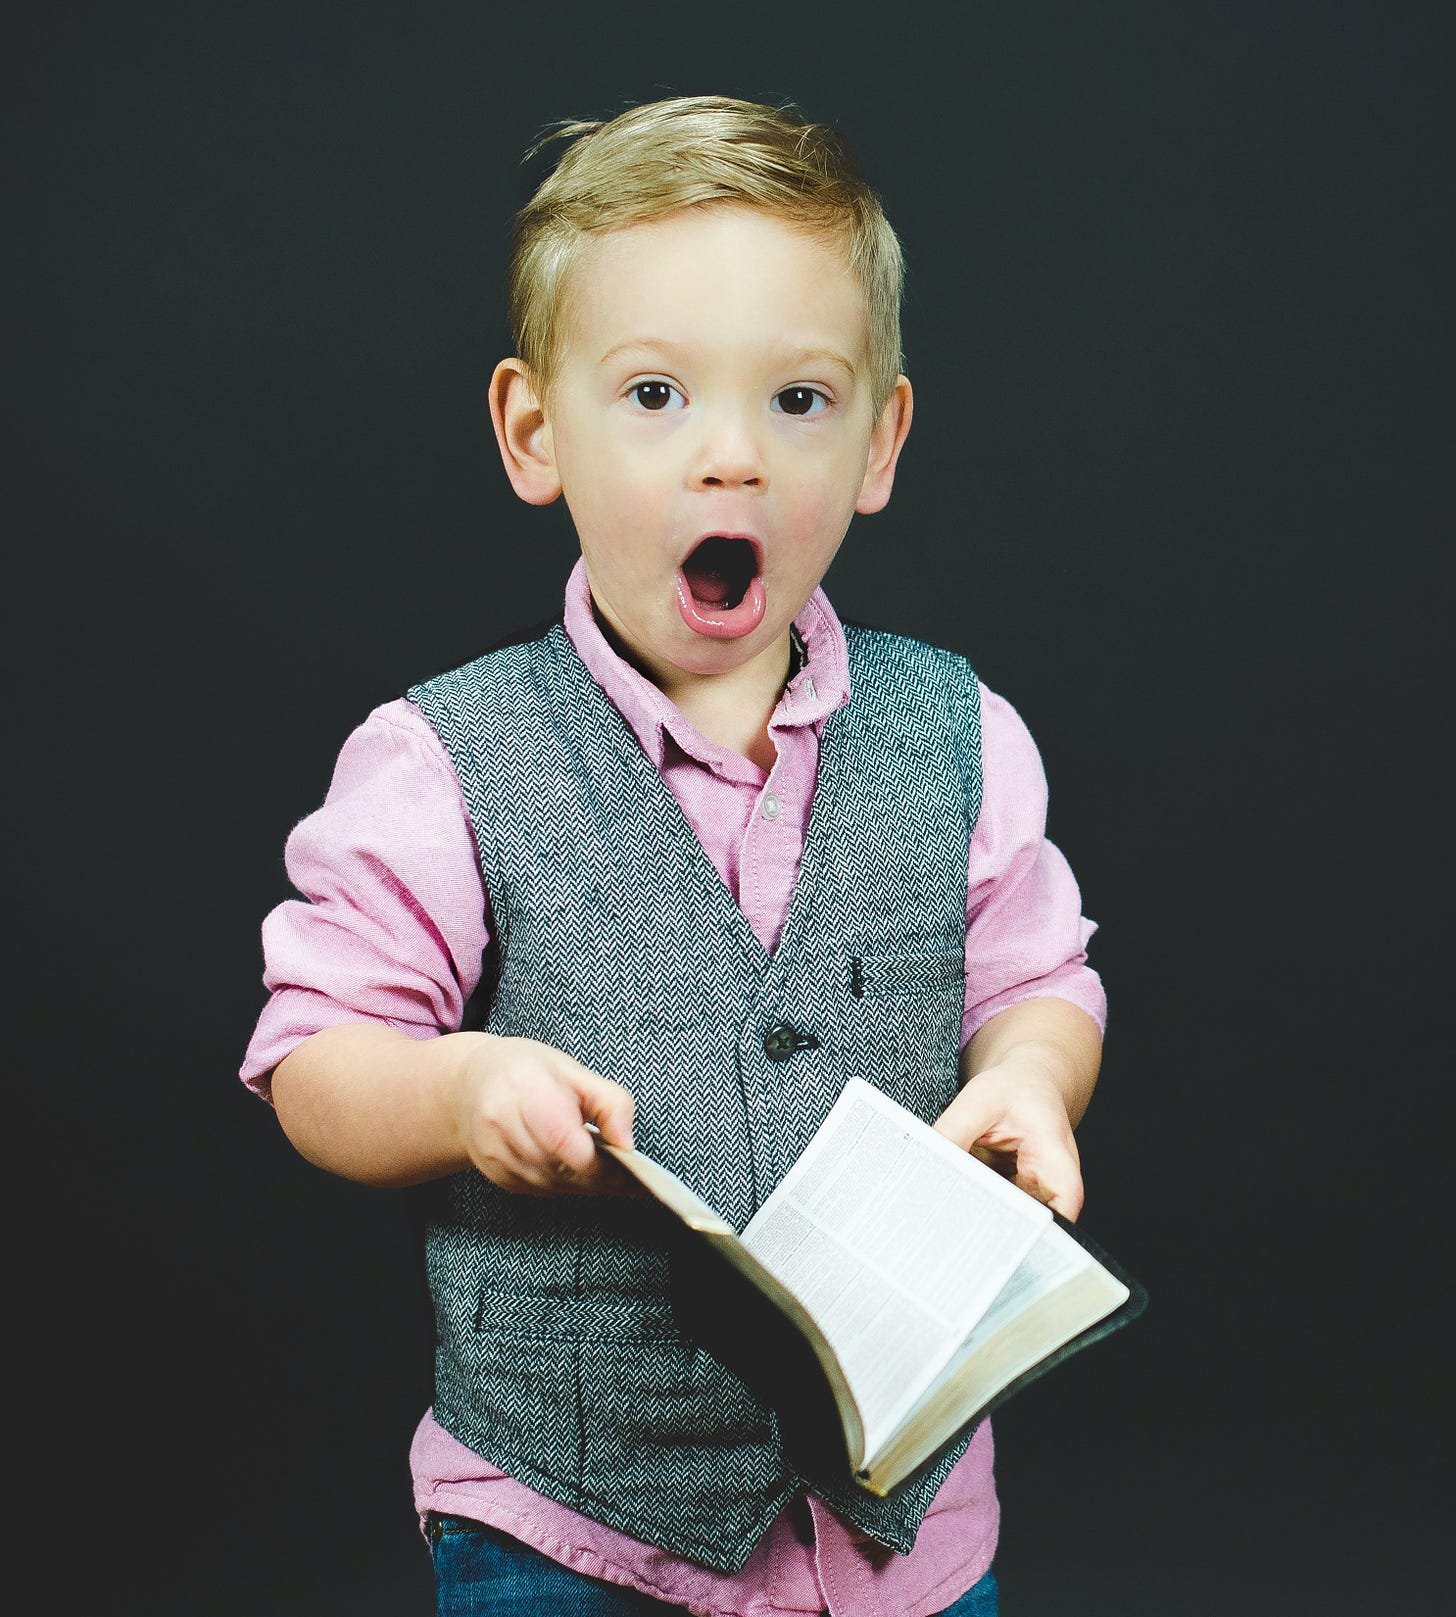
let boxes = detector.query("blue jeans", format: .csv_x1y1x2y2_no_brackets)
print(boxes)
430,1514,999,1615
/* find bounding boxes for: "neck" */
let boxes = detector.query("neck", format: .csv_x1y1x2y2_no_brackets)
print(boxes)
596,613,791,771
663,649,789,772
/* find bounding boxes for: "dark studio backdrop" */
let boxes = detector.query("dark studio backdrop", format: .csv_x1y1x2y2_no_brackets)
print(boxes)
5,3,1449,1612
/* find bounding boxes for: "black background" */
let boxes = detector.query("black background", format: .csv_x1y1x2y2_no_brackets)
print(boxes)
6,3,1450,1612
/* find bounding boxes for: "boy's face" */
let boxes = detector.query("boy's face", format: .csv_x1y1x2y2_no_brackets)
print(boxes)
493,205,911,695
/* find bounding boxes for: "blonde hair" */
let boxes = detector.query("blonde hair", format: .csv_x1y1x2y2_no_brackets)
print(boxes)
508,95,905,413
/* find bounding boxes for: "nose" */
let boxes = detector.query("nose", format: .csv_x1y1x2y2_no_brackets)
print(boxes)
692,407,766,490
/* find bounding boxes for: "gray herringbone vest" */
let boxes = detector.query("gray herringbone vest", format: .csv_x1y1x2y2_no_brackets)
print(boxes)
407,620,983,1571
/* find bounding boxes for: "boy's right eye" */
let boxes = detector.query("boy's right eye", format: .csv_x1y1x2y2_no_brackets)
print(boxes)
629,379,685,411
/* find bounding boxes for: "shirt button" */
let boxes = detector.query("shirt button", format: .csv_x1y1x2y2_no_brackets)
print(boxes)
761,791,782,821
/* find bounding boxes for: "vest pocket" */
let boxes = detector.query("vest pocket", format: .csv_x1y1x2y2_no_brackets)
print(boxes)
445,1326,582,1482
851,948,965,999
826,955,966,1126
577,1338,781,1500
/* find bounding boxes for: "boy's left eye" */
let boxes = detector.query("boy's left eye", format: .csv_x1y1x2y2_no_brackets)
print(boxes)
773,386,828,417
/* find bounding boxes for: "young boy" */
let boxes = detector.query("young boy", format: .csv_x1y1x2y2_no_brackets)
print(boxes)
242,95,1105,1616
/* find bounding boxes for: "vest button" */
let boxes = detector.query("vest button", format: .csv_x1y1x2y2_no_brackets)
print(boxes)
762,1022,819,1061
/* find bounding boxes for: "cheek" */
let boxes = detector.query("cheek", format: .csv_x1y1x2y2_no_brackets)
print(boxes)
572,478,671,590
782,461,864,546
603,486,671,575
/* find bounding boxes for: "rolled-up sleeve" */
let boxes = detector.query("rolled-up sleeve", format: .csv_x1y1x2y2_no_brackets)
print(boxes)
961,685,1106,1045
239,700,489,1101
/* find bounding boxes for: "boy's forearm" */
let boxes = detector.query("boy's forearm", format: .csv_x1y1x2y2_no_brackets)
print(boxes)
961,997,1103,1126
269,1021,638,1196
270,1022,477,1189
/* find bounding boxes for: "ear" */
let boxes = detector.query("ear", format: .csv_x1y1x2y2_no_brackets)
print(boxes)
855,375,914,515
489,357,562,506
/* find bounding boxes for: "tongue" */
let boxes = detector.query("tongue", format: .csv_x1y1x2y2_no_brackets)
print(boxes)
675,566,767,641
683,536,753,607
683,559,735,607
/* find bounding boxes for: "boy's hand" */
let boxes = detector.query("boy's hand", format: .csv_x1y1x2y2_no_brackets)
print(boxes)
933,1059,1084,1221
448,1034,639,1198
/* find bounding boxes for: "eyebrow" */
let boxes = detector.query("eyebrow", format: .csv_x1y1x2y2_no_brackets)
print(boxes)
595,339,858,379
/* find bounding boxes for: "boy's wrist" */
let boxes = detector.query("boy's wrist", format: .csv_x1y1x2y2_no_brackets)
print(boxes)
962,999,1102,1129
985,1042,1078,1105
427,1029,500,1166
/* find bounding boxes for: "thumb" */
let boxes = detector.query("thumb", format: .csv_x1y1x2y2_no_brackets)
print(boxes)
932,1076,1006,1155
1013,1138,1085,1222
558,1058,636,1149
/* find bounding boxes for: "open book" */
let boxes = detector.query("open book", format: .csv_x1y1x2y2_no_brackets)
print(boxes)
600,1077,1146,1498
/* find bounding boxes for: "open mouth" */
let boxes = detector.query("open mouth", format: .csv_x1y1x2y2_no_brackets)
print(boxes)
675,534,767,641
681,535,757,609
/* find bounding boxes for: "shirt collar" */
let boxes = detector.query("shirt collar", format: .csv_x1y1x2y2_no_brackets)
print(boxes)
561,557,849,777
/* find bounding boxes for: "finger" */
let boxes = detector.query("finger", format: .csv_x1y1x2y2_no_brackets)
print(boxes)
1015,1138,1084,1221
516,1077,602,1179
554,1057,636,1149
476,1108,567,1194
1030,1174,1084,1222
587,1152,651,1200
512,1117,641,1199
969,1141,1018,1179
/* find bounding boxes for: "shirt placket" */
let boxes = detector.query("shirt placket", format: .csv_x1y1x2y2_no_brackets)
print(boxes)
808,1496,881,1617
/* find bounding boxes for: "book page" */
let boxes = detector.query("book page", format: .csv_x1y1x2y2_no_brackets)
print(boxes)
862,1221,1131,1494
950,1221,1098,1358
740,1077,1051,1458
597,1131,869,1464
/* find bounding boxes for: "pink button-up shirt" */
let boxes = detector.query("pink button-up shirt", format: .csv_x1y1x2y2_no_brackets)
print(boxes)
242,561,1105,1617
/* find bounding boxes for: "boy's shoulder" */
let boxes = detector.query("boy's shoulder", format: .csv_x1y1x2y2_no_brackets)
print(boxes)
839,615,979,687
835,618,983,783
405,612,565,699
835,619,984,821
402,616,577,767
